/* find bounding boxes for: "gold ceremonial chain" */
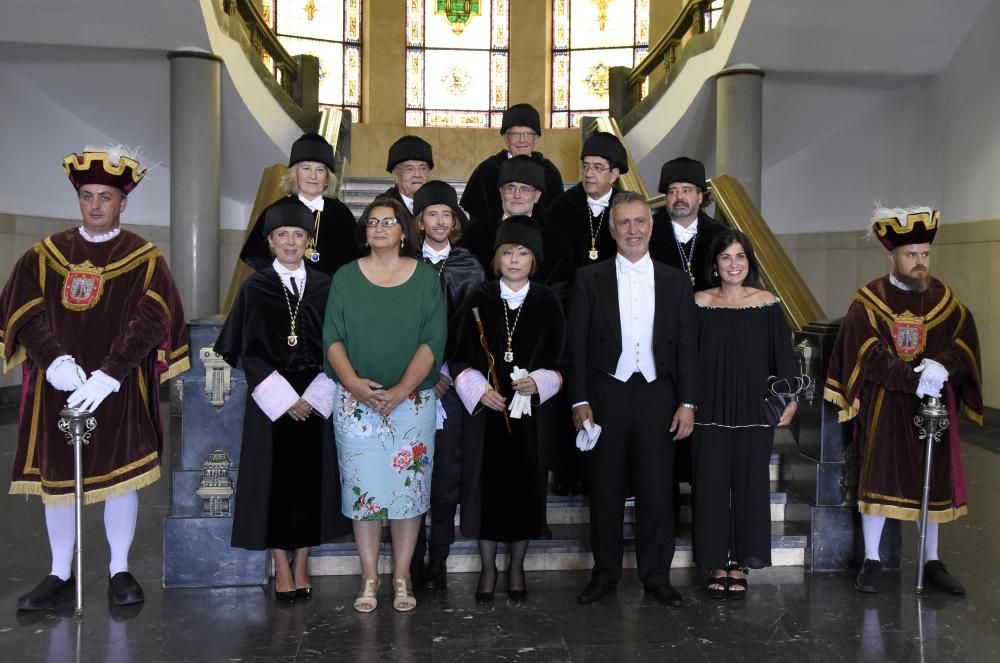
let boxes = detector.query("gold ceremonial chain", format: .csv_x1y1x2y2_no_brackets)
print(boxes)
435,254,448,279
587,205,604,261
281,277,303,347
501,298,525,363
305,209,322,263
676,236,696,286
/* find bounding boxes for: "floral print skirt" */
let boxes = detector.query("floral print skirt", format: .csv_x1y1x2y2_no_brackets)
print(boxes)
333,384,436,520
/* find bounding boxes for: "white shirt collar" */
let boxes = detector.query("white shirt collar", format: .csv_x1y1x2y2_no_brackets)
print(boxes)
889,273,912,291
272,258,307,296
400,192,415,213
78,226,121,243
672,217,699,244
499,279,530,309
586,189,613,216
422,241,451,263
298,193,324,213
615,252,654,275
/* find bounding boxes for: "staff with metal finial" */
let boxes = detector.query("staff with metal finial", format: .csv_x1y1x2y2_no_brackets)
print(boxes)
471,307,511,433
57,407,97,616
912,395,950,595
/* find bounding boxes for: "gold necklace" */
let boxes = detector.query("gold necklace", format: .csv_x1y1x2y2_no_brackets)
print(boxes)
676,235,696,286
280,276,303,347
304,209,322,263
587,205,604,261
501,298,525,363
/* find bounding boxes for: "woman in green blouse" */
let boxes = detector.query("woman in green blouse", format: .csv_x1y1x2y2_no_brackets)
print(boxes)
324,195,446,613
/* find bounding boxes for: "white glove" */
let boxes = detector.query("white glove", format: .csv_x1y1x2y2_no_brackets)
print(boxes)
914,359,947,399
575,419,602,451
45,355,87,392
508,367,533,419
66,370,121,412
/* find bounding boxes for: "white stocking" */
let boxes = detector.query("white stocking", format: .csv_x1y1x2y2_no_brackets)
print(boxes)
861,514,886,561
44,505,76,581
916,520,940,562
104,491,138,576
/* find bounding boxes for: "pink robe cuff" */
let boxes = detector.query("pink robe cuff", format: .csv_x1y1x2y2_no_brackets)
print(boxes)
529,369,562,406
251,371,300,422
302,372,337,419
455,368,488,415
440,361,451,382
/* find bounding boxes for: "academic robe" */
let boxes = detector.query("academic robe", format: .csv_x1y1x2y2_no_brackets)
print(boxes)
460,150,565,217
451,281,566,541
824,276,983,523
240,195,359,277
0,229,189,506
214,267,351,549
648,210,727,292
457,206,548,274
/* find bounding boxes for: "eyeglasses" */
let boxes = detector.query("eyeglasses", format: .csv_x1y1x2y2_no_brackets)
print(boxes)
581,163,611,174
397,164,429,175
501,184,537,196
505,131,538,140
365,217,400,227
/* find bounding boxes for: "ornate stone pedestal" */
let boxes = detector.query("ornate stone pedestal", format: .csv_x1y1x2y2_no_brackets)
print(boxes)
783,319,901,571
163,319,268,587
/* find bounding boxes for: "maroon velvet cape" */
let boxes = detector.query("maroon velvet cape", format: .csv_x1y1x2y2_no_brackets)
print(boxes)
824,276,982,523
0,229,189,506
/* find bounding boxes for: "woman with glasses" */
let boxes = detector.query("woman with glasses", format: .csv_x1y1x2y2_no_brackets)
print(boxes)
692,229,799,599
451,217,566,604
240,133,359,277
215,198,349,603
324,195,446,613
460,104,564,217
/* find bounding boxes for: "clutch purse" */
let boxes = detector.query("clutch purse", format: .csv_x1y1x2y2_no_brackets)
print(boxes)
762,375,813,427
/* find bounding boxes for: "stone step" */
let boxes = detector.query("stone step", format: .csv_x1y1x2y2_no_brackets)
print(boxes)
305,521,810,575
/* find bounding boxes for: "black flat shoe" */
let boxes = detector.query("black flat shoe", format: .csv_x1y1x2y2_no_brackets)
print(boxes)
295,586,313,600
855,559,882,594
508,589,528,602
475,566,497,604
108,572,145,606
577,580,615,604
17,575,75,611
425,558,447,591
645,583,682,607
924,560,966,595
275,588,296,603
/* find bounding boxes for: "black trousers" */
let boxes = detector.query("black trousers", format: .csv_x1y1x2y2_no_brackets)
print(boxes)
691,425,774,570
586,372,675,588
414,388,464,563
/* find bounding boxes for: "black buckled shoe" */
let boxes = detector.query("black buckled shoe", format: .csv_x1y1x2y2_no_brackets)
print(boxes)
108,571,145,606
854,559,882,593
425,558,447,591
17,575,75,611
924,560,966,595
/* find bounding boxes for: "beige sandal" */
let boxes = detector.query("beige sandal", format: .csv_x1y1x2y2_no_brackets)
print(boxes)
392,577,416,612
353,576,379,613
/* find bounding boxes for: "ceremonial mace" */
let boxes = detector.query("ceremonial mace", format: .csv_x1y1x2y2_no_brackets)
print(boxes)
58,407,97,616
471,307,511,433
912,396,949,595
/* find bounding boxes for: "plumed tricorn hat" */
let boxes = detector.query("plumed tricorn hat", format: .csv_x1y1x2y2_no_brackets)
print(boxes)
867,205,939,250
386,135,435,172
581,132,629,174
260,197,316,236
289,133,335,171
500,103,542,136
498,155,546,192
63,146,147,195
413,180,469,226
494,215,544,263
658,156,707,193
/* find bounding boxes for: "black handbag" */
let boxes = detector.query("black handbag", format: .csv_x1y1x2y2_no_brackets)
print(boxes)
762,375,812,426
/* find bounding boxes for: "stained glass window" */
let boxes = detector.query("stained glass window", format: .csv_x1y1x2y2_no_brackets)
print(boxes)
405,0,510,128
262,0,362,118
551,0,649,128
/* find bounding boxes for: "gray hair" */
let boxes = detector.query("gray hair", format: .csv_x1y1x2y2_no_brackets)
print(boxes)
609,191,652,230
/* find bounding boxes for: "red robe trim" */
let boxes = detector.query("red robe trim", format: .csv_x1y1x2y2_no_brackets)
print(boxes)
0,229,189,506
824,276,982,523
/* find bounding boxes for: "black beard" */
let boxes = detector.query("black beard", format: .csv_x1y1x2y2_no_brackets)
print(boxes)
894,269,930,293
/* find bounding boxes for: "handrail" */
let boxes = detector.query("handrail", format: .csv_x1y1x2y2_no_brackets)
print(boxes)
223,0,299,98
222,108,350,313
710,175,826,331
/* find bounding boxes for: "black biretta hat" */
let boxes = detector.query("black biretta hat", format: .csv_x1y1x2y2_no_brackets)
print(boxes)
581,132,629,174
413,180,469,226
386,135,435,172
494,215,544,263
500,103,542,136
260,197,315,236
289,133,335,171
498,155,546,192
658,157,707,193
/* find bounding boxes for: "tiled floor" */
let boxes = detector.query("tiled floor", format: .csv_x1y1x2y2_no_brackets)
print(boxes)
1,405,998,662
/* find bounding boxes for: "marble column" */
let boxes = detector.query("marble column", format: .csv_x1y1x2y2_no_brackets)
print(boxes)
167,50,222,319
715,64,765,208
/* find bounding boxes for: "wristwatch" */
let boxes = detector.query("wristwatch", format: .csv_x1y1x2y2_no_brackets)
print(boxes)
680,402,697,411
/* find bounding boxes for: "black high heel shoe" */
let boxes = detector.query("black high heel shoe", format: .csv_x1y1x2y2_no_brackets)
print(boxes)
507,565,527,602
295,586,313,600
275,587,296,603
475,566,498,604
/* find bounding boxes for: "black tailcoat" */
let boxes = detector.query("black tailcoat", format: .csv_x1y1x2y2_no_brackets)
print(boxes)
460,150,565,217
457,206,548,274
648,210,727,292
240,196,360,277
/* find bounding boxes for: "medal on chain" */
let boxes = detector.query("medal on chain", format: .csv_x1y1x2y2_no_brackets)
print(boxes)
587,205,604,261
502,298,525,364
281,277,303,347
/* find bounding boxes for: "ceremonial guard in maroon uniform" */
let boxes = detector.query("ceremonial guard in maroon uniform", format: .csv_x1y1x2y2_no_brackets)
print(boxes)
1,147,188,610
